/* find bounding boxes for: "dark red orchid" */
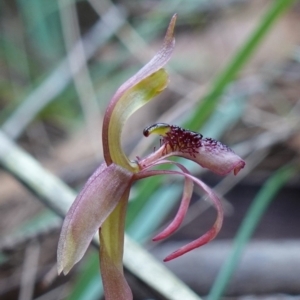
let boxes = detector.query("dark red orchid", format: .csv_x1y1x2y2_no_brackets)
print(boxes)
57,14,245,300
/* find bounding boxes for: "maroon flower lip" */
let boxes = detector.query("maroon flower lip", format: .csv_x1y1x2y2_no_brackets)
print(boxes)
141,122,245,176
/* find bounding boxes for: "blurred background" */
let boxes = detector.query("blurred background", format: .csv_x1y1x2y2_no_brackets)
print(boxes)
1,0,300,299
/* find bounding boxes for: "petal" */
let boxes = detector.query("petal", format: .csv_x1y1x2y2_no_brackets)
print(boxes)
99,188,133,300
102,15,177,171
141,123,245,175
57,163,133,275
152,162,194,241
135,167,223,261
187,138,245,176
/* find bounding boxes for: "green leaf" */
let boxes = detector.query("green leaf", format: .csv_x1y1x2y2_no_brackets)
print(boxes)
186,0,297,131
208,164,298,300
66,252,103,300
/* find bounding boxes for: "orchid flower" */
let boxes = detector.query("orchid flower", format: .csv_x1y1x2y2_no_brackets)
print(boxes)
57,14,245,300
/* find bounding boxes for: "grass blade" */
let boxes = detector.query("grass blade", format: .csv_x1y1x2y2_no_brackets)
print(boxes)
186,0,296,130
208,164,298,300
66,252,103,300
2,6,126,139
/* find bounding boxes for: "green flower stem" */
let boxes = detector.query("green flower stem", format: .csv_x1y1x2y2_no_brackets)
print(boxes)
186,0,296,131
208,164,298,300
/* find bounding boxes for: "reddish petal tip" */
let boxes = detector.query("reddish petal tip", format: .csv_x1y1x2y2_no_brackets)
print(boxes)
163,250,181,262
152,235,162,242
233,160,246,175
162,226,220,262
